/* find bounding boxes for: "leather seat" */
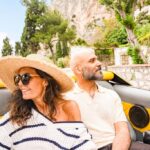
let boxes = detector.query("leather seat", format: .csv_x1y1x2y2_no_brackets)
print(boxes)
0,89,11,115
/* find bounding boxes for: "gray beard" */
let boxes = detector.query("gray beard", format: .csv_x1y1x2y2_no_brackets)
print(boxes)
90,74,103,81
83,71,103,81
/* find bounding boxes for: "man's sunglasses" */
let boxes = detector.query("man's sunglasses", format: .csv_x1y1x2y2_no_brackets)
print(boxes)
14,73,39,86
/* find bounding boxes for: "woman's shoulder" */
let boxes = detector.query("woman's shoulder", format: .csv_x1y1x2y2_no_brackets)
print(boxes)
61,99,81,121
62,100,79,110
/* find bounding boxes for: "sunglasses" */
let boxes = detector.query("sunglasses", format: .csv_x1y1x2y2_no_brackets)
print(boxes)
14,73,39,86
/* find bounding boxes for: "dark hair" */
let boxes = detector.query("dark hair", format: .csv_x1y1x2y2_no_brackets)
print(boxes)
9,68,62,126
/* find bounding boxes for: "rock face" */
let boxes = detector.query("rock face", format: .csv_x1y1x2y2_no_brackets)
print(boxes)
50,0,113,44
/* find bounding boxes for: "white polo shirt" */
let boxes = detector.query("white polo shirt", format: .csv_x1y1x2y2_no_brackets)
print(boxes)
65,83,127,148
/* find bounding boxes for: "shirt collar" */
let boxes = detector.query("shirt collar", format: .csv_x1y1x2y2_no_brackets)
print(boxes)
73,82,106,94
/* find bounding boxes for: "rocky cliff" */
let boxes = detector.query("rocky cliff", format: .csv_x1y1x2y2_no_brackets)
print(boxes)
50,0,113,44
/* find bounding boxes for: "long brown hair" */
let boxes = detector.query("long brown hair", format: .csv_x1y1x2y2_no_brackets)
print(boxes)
9,68,62,126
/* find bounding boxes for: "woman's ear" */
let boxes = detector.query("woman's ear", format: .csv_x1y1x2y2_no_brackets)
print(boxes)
43,80,48,87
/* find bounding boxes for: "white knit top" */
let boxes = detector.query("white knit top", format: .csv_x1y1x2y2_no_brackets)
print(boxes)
0,109,96,150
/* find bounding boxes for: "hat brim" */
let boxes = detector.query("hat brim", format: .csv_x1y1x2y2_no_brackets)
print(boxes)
0,56,73,93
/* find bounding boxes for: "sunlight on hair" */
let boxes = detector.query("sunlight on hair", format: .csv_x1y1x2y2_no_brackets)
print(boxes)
70,46,94,58
70,46,95,68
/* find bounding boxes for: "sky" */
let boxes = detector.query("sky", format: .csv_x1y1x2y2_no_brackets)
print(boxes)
0,0,26,50
0,0,51,51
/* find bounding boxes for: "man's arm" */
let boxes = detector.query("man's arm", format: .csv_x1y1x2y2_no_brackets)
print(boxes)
112,121,131,150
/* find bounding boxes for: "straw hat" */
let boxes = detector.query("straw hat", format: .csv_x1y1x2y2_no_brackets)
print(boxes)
0,54,73,92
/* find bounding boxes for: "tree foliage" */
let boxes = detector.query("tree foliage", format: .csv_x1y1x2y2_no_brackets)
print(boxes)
34,10,76,62
99,0,148,47
93,18,127,50
20,0,76,63
135,24,150,46
21,0,46,56
1,37,13,56
136,11,150,25
15,42,22,55
73,38,88,46
127,46,144,64
134,5,150,46
106,26,128,46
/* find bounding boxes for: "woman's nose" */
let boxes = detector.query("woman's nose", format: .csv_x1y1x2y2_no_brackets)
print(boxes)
17,80,23,86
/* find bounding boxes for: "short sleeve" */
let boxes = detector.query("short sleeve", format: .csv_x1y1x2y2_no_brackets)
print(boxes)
110,91,127,123
0,126,12,149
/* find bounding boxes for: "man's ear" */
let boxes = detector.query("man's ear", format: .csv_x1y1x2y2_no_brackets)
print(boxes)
75,66,82,74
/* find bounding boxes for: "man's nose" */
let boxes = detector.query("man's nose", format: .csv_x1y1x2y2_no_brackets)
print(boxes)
96,60,102,67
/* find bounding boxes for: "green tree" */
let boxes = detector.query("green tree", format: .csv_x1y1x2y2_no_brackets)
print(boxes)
35,10,76,62
93,18,127,50
127,46,144,64
15,42,22,55
73,38,88,46
135,24,150,46
35,10,63,62
21,0,46,55
20,0,76,62
57,22,76,58
134,10,150,46
106,26,128,46
99,0,148,47
1,37,13,56
136,11,150,25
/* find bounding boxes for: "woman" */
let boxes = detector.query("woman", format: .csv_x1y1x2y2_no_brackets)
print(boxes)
0,54,96,150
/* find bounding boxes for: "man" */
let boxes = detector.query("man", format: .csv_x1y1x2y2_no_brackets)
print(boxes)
67,46,131,150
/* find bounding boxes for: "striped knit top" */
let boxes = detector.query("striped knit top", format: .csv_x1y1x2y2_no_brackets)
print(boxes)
0,109,97,150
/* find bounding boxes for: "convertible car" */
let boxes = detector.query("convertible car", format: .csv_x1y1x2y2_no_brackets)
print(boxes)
0,70,150,144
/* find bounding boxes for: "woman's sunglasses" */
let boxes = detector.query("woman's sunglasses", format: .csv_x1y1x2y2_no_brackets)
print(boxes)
14,73,39,86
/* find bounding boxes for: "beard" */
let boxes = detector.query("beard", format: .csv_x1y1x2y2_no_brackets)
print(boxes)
82,69,103,81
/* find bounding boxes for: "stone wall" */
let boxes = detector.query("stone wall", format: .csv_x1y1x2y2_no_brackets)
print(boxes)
108,64,150,90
